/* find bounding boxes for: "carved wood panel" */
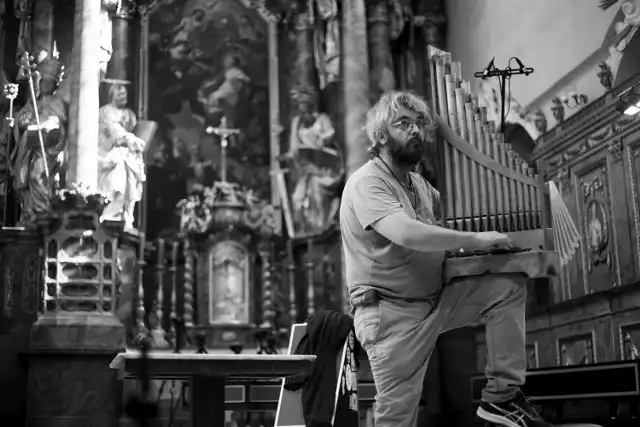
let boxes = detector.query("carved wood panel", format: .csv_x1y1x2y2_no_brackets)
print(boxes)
573,154,621,295
625,138,640,281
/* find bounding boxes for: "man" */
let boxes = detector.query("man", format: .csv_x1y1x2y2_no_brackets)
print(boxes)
340,91,551,427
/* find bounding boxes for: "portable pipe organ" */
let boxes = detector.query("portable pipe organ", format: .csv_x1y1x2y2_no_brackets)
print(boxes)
427,46,560,283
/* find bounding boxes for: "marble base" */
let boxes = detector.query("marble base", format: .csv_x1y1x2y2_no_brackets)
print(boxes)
25,351,123,427
30,312,126,352
25,313,126,426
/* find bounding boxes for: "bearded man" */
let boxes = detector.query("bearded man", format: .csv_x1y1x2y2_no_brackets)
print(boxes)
340,91,552,427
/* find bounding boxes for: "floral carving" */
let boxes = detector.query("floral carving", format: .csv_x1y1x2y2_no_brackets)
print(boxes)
51,182,111,216
176,182,279,237
582,174,611,271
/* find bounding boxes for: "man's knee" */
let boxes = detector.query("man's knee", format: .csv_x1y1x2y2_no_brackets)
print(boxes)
485,273,527,300
371,356,425,425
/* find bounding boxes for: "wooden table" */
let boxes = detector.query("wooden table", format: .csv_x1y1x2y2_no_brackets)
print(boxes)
110,352,316,427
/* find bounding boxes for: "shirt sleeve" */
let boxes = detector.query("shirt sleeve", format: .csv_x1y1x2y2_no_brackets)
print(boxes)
348,175,404,230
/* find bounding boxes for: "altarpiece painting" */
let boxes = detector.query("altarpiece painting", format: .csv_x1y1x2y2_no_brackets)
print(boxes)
147,0,277,202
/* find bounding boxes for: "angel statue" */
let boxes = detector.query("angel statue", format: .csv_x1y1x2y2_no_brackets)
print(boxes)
282,85,343,236
98,79,147,229
12,51,67,226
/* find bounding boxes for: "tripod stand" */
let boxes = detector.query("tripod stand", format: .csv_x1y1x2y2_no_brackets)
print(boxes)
474,57,534,132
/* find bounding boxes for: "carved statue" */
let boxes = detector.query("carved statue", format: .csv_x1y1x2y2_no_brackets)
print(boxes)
283,85,342,236
550,97,565,124
12,52,67,226
98,80,146,229
313,0,340,89
597,61,613,91
532,109,547,135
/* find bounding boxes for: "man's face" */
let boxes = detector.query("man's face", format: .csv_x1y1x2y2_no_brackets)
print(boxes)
113,85,128,107
385,107,428,165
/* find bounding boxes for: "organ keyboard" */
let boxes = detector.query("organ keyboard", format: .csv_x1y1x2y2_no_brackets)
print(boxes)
426,46,560,283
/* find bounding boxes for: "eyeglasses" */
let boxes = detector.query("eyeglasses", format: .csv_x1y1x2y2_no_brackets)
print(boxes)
390,119,431,131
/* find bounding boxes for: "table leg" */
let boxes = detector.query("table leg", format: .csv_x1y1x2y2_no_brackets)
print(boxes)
190,375,225,427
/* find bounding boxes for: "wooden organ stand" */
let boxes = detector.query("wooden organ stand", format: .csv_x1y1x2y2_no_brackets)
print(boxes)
427,46,560,283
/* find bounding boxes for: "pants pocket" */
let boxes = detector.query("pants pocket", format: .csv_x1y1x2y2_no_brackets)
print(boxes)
354,302,383,349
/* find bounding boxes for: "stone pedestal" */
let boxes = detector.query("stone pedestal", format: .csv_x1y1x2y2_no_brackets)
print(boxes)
0,229,43,425
25,192,126,427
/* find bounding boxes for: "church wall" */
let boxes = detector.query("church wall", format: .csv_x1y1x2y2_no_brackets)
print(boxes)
445,0,616,106
445,0,620,133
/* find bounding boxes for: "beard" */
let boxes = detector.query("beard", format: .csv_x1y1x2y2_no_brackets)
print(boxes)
389,135,426,166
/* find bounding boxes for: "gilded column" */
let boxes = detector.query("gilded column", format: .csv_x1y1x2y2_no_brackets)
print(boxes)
342,0,370,177
367,0,395,101
66,0,102,189
294,12,316,91
32,0,55,55
106,2,134,84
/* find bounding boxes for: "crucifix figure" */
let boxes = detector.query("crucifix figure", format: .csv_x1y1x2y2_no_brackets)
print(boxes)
206,116,240,182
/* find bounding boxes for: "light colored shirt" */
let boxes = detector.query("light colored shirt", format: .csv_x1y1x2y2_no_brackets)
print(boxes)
340,158,445,305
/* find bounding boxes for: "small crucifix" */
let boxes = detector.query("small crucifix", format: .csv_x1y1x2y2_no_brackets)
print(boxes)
206,116,240,182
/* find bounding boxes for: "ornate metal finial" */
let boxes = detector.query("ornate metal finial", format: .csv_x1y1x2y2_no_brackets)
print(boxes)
3,83,19,128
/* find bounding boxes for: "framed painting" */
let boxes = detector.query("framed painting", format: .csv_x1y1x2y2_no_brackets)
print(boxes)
556,332,596,366
145,0,281,209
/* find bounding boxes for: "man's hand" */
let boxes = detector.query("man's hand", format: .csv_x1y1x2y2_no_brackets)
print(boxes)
466,231,511,251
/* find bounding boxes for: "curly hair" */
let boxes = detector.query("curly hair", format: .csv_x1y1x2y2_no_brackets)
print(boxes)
365,91,437,154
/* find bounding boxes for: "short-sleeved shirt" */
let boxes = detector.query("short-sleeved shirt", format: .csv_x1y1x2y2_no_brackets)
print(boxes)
340,157,445,306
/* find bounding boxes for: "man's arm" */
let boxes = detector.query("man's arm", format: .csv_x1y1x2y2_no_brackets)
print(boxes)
350,175,479,252
373,212,478,252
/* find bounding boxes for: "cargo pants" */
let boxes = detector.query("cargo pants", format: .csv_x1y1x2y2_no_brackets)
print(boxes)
353,273,527,427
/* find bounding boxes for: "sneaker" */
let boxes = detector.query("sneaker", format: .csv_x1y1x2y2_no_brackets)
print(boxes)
476,392,553,427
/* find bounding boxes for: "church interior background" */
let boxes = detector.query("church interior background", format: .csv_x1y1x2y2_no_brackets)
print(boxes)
1,0,640,426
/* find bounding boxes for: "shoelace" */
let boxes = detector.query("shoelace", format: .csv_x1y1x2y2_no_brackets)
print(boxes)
510,396,541,420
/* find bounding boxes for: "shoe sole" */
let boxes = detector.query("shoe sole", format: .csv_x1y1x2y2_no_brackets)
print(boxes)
477,406,524,427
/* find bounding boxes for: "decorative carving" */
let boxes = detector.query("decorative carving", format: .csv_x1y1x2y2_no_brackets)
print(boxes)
608,139,623,161
557,333,595,365
2,264,14,318
41,184,119,316
600,1,640,83
597,61,613,91
582,173,611,272
22,254,40,314
550,96,565,124
26,357,121,425
561,92,589,110
533,109,547,135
